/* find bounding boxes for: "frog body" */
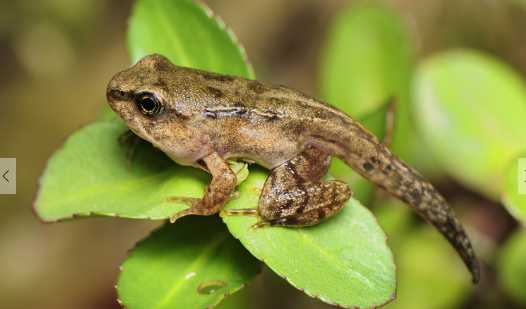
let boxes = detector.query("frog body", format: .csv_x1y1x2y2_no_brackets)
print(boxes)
107,54,479,283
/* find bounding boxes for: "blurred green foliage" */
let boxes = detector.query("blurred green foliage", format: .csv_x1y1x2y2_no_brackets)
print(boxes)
374,200,473,309
386,228,472,309
499,229,526,305
502,155,526,223
413,50,526,199
319,4,412,120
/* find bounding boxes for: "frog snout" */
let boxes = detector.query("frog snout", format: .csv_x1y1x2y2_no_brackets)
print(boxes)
106,87,128,103
106,75,130,103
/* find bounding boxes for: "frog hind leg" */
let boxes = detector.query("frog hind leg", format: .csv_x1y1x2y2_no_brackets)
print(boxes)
257,145,352,227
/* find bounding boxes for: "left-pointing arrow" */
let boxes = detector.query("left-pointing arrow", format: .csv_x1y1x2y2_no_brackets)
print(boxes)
2,170,9,183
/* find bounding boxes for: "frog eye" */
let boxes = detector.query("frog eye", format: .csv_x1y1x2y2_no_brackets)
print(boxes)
135,92,164,116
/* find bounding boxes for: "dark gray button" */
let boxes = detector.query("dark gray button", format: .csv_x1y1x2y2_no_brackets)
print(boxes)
0,158,16,194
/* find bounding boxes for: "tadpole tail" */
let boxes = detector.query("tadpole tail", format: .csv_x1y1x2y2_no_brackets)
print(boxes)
325,118,480,283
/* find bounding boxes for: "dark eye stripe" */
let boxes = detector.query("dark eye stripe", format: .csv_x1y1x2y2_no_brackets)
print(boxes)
108,89,132,101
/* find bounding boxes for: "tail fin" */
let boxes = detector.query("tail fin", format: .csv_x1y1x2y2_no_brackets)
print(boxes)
328,120,480,283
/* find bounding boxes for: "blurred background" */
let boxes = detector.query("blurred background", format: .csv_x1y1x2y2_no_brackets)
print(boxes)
1,0,526,308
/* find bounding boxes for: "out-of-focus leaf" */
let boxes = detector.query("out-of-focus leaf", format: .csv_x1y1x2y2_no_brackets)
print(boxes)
385,227,472,309
502,155,526,224
97,106,121,122
413,50,526,199
358,98,393,140
329,158,374,204
498,229,526,305
221,167,396,309
373,199,413,248
117,217,261,309
319,4,412,119
512,0,526,10
319,3,423,165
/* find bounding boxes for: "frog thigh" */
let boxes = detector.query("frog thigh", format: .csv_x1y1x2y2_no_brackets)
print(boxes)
257,145,352,227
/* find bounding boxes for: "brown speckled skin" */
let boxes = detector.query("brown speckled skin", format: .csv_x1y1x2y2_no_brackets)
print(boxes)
107,54,479,283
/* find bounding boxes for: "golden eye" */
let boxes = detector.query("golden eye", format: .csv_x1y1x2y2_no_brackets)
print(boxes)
135,92,163,116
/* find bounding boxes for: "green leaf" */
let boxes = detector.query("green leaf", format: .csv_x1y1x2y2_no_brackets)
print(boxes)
34,120,395,307
117,217,261,309
385,227,472,309
318,3,424,163
319,3,413,119
34,121,251,221
498,229,526,305
413,49,526,199
221,167,396,309
128,0,254,78
502,155,526,224
34,121,209,221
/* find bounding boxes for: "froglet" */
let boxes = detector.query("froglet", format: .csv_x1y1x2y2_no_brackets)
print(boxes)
106,54,479,283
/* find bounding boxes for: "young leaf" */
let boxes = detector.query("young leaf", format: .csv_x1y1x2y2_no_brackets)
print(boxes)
413,50,526,199
498,229,526,305
502,154,526,224
128,0,253,78
221,167,396,309
117,217,261,309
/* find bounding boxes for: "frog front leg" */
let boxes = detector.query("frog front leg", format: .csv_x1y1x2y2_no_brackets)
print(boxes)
258,146,352,227
168,152,237,222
